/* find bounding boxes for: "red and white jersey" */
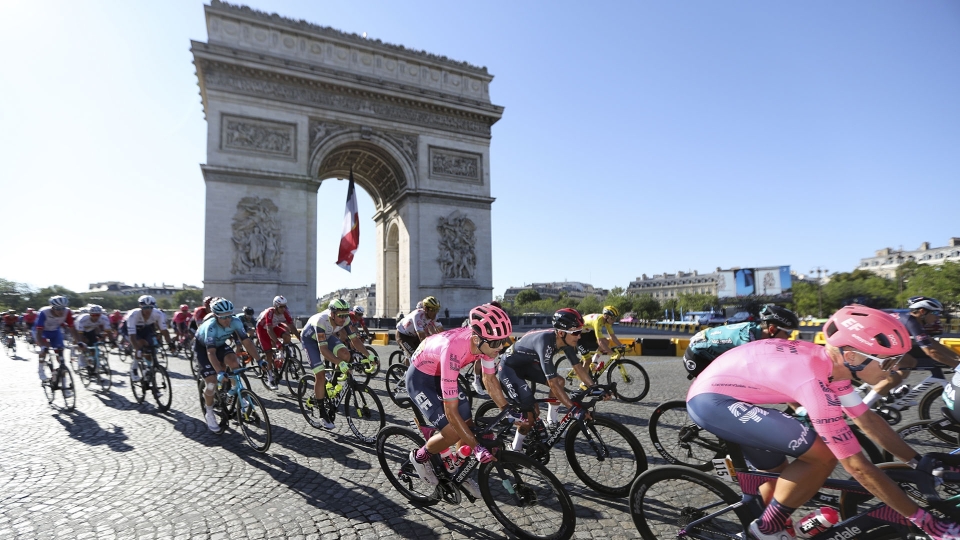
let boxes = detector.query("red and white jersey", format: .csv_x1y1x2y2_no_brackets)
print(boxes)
172,312,192,325
396,308,436,336
35,306,75,332
256,307,293,330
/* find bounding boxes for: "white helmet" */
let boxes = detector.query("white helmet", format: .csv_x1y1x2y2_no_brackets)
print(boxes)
273,295,287,307
353,305,364,316
138,295,157,307
88,305,103,315
908,296,943,312
49,295,69,308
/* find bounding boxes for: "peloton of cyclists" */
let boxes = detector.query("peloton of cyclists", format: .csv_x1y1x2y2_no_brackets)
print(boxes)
35,296,79,383
686,305,959,540
74,305,113,375
256,295,301,390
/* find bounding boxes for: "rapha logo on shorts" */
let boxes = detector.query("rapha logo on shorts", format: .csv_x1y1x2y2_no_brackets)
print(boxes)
414,392,433,409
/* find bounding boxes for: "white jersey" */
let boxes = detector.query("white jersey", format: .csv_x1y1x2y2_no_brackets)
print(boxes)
125,308,167,331
302,310,352,341
396,308,435,336
75,314,110,333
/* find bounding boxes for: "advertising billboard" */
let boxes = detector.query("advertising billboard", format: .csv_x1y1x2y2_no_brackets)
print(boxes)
717,266,792,298
716,271,736,298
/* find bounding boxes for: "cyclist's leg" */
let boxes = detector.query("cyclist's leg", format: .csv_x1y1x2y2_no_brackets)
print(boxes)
302,337,328,400
255,324,278,367
397,332,420,366
864,355,914,406
497,364,539,450
406,368,472,483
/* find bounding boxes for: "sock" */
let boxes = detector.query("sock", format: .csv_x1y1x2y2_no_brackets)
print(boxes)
758,498,797,534
547,403,559,423
414,446,431,463
206,405,214,414
863,390,881,407
511,429,526,451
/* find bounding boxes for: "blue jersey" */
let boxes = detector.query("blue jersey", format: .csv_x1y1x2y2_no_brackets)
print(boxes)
196,316,246,348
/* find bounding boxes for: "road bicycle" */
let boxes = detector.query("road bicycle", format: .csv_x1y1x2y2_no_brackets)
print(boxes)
258,341,307,396
75,341,112,393
40,349,75,412
553,345,650,402
376,393,576,540
2,331,16,357
474,382,647,497
196,364,272,453
859,362,952,425
296,349,385,445
628,437,960,540
129,342,173,412
385,362,475,411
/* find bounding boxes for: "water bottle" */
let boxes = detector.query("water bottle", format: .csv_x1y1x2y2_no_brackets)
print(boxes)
439,447,457,473
796,507,839,538
451,446,472,469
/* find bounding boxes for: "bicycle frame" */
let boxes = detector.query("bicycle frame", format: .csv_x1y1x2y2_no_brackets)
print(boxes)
876,366,949,412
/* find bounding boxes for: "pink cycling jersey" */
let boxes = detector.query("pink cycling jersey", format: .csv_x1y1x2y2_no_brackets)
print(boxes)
687,339,869,460
411,326,495,401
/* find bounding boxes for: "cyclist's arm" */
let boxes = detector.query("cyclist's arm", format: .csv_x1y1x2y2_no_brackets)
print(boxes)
485,371,509,409
240,337,261,364
440,352,481,451
839,452,918,517
922,341,960,369
282,311,300,340
851,409,919,463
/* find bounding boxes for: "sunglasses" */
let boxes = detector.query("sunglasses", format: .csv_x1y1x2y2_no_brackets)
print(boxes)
847,350,905,372
334,312,349,318
928,310,942,317
561,329,583,336
217,314,233,320
477,336,507,349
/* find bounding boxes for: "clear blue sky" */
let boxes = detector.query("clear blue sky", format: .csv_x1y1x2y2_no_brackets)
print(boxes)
2,1,958,299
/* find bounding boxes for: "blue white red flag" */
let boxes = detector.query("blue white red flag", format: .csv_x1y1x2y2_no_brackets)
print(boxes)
336,169,359,272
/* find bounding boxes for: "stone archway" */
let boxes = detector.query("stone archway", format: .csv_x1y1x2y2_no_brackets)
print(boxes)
193,1,503,316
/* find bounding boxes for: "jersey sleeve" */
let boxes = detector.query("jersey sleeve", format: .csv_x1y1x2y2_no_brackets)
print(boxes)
64,310,75,327
795,379,862,460
413,311,428,333
440,343,461,402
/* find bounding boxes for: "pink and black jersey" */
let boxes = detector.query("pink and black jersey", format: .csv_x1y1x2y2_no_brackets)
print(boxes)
411,327,493,401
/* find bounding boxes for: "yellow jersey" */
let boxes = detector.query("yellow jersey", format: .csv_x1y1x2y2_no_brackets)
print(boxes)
583,313,614,337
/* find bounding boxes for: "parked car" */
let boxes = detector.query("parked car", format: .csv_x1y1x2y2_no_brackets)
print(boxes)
881,308,943,336
725,311,755,324
698,313,727,327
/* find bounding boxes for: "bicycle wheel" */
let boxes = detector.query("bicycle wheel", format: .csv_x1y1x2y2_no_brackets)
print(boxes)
282,355,307,397
297,375,328,430
457,375,474,411
553,356,589,387
629,466,752,540
564,414,647,496
96,352,112,393
919,385,947,421
78,353,93,389
375,425,439,506
388,349,404,367
155,348,168,370
151,366,173,412
59,368,76,412
385,363,412,408
41,362,56,403
130,360,147,404
343,384,385,445
363,345,381,378
196,378,207,416
893,420,960,456
606,359,650,402
474,399,512,432
479,450,576,540
648,400,722,471
237,389,271,453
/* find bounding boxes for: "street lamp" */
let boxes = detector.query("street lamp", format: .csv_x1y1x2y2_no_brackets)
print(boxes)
810,267,828,318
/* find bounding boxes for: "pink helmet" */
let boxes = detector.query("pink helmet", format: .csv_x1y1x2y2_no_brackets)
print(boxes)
823,305,910,356
469,303,512,340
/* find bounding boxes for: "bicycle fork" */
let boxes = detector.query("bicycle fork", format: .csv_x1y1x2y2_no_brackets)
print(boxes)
576,420,610,461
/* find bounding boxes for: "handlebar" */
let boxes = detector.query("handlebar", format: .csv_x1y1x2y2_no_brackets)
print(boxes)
570,382,616,407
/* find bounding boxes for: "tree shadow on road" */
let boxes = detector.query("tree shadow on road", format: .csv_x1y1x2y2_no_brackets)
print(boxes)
53,409,134,452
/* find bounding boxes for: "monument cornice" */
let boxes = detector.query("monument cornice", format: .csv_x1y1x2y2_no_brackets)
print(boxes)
193,55,499,138
394,189,495,210
201,164,320,191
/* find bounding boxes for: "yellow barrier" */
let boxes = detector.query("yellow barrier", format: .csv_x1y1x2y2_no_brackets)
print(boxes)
672,338,690,356
813,331,826,345
371,332,390,346
788,330,800,340
941,338,960,355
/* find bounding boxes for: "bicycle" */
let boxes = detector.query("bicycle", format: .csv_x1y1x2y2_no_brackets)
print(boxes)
628,438,960,540
553,345,650,402
385,362,474,411
474,382,647,497
2,331,16,357
258,341,307,395
196,364,272,453
858,362,952,425
296,349,385,444
376,392,577,540
75,341,112,393
129,342,173,412
40,349,76,412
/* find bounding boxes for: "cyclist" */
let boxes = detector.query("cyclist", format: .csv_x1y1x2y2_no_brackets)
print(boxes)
22,307,38,334
239,306,257,339
406,303,511,497
395,296,443,362
2,309,17,339
300,299,376,429
193,296,215,328
577,306,625,374
687,305,959,540
349,305,369,340
108,309,123,332
74,305,112,375
495,308,594,451
862,296,960,407
35,296,79,383
683,305,800,379
256,295,301,389
126,295,175,382
195,298,263,432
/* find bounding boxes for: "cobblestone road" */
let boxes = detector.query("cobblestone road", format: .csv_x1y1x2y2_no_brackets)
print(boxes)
0,338,701,539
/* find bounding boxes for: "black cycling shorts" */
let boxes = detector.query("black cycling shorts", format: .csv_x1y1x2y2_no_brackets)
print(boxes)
195,342,235,379
497,362,548,413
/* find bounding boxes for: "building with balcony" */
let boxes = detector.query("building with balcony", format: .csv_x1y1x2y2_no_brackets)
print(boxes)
318,284,376,315
626,270,721,300
502,282,608,304
858,238,960,279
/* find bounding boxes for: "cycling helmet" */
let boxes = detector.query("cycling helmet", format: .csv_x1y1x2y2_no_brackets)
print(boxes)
243,306,254,316
273,295,287,307
179,304,189,312
602,305,620,319
27,307,34,313
329,298,350,312
553,308,584,331
49,295,69,308
908,296,943,312
423,296,440,310
469,303,512,340
211,298,235,316
823,305,910,356
112,309,120,315
759,305,800,330
88,305,103,315
353,305,365,316
137,295,156,308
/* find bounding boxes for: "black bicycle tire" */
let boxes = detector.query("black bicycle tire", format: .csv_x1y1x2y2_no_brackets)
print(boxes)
628,465,752,540
283,355,307,397
648,400,722,470
388,349,404,367
474,399,508,431
42,361,56,403
478,450,576,540
344,385,385,445
60,367,76,412
96,349,112,393
151,366,173,412
375,425,439,506
564,414,647,496
364,345,382,378
885,420,960,460
606,359,650,402
236,389,271,453
78,352,93,389
385,364,412,408
297,375,326,430
553,356,591,388
918,385,946,421
130,360,147,404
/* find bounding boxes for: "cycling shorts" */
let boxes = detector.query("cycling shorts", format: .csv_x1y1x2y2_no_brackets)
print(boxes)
577,331,598,356
256,323,290,349
79,330,99,345
687,392,814,470
405,365,470,430
397,332,421,357
3,323,15,334
497,361,547,413
303,334,345,374
195,341,235,379
135,324,158,343
40,329,64,350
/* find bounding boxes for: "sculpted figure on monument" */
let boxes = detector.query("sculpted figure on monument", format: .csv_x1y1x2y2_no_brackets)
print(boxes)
437,211,476,280
231,197,282,275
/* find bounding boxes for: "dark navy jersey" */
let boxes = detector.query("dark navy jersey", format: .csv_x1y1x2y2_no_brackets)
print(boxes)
501,329,578,380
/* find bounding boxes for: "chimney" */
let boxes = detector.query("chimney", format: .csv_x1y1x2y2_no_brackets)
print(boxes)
950,237,960,247
918,242,930,251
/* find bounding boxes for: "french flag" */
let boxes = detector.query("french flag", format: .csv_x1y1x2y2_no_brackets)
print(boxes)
336,169,359,272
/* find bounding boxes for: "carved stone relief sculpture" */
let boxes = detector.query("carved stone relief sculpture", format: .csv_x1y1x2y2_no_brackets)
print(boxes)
221,114,296,158
437,210,477,280
231,197,283,275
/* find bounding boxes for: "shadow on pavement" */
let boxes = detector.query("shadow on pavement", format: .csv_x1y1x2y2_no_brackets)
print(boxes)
53,409,134,452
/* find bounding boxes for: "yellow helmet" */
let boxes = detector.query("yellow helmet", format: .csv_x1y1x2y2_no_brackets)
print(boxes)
422,296,441,310
602,305,620,319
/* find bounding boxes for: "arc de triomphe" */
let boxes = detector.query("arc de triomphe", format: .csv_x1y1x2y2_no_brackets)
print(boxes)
192,1,503,316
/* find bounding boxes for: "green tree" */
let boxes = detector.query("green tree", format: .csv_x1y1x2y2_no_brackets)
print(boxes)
576,295,602,316
899,260,960,310
631,294,661,321
676,293,720,313
0,278,37,312
514,289,542,305
821,270,897,311
790,281,820,317
174,289,204,308
36,285,80,309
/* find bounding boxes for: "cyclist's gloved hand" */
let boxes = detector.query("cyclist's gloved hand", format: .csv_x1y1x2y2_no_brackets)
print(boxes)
474,445,494,464
909,508,960,540
216,371,226,389
338,361,350,373
365,353,376,364
503,409,525,425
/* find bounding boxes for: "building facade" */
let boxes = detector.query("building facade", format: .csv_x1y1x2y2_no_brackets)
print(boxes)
502,282,608,304
88,282,201,298
318,284,376,314
858,238,960,279
626,270,720,300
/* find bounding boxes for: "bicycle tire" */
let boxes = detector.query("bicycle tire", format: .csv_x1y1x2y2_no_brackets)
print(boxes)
283,355,307,397
189,354,199,378
59,367,76,412
375,425,440,506
155,347,168,370
385,363,412,408
628,465,752,540
344,384,385,445
388,349,404,367
564,414,647,496
96,351,112,393
553,356,590,388
648,400,722,471
606,359,650,402
236,389,271,453
888,420,960,458
474,399,510,432
363,345,381,378
297,375,328,430
478,450,576,540
151,366,173,412
130,360,147,404
78,352,93,389
41,361,56,403
918,385,947,421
